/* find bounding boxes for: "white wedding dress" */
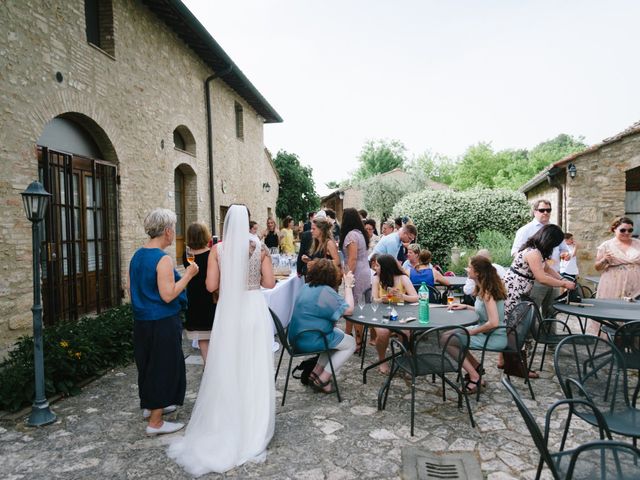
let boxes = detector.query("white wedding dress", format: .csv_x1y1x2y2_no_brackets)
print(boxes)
167,206,275,476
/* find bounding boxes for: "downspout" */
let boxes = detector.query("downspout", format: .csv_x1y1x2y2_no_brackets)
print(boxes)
546,167,564,228
205,65,234,235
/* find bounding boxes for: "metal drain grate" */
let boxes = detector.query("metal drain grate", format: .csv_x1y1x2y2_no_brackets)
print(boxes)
402,448,482,480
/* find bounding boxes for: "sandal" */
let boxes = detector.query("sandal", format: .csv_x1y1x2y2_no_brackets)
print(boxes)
311,377,335,394
463,378,485,395
463,373,486,386
528,371,540,379
308,371,320,385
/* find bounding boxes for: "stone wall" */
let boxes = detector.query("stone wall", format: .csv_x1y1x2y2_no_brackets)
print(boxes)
0,0,278,350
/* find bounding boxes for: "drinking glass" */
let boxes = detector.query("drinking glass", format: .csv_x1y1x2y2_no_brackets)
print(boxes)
357,293,366,318
370,300,379,321
186,247,195,265
447,291,455,312
386,287,394,310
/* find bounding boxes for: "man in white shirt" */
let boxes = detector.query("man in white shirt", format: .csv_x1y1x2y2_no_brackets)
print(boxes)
370,224,417,260
511,199,569,317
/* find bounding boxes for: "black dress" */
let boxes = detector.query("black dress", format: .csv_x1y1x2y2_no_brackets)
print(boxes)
182,250,216,336
264,231,279,249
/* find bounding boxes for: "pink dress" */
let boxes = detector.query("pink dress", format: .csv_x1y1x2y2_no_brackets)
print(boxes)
596,238,640,299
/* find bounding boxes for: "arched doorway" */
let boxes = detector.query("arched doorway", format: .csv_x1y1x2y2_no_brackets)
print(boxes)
174,164,197,263
37,115,121,324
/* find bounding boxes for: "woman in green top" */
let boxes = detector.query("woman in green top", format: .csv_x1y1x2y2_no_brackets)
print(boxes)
449,255,507,394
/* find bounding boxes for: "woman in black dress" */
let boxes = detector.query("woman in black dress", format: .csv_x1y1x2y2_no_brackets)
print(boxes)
183,222,216,364
263,217,280,251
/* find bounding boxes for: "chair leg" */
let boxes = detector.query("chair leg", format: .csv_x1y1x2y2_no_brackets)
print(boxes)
461,376,475,428
410,374,416,436
559,409,573,451
359,326,368,370
275,346,285,383
528,341,539,373
282,356,294,406
326,352,342,403
539,344,548,372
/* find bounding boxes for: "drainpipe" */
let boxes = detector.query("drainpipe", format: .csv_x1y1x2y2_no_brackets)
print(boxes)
205,65,234,235
546,167,564,228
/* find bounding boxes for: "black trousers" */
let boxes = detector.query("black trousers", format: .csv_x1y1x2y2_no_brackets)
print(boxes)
134,314,186,410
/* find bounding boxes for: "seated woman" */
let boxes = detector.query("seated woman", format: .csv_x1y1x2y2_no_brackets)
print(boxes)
401,243,421,273
449,256,507,394
288,259,356,393
409,249,450,295
371,254,419,374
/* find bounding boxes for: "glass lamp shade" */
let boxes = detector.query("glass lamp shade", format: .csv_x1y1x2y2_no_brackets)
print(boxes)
21,181,51,222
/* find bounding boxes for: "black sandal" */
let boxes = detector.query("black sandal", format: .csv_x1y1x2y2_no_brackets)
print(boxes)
463,378,484,395
311,377,335,394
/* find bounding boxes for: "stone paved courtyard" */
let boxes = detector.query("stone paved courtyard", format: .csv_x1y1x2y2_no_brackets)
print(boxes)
0,318,618,479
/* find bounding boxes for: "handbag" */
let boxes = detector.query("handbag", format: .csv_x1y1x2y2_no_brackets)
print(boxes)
503,350,528,378
291,356,319,385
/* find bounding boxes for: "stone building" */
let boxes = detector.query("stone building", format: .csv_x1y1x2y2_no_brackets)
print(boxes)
0,0,282,349
520,121,640,276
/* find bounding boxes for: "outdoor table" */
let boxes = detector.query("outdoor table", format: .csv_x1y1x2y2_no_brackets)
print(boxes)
553,298,640,332
345,303,478,382
442,276,468,288
583,275,601,285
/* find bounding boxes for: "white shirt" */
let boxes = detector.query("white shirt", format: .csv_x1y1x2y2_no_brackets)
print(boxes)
463,263,507,296
560,244,579,275
510,219,568,272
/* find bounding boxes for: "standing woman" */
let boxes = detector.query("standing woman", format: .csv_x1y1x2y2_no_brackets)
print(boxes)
279,216,296,254
263,217,280,251
168,205,276,475
595,216,640,299
339,208,371,351
182,222,215,364
301,218,340,269
502,224,575,371
371,254,418,374
129,208,198,435
364,219,379,254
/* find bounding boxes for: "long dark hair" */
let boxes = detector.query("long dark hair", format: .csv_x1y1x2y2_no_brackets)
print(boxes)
520,224,565,259
339,207,369,250
469,256,506,300
377,254,407,289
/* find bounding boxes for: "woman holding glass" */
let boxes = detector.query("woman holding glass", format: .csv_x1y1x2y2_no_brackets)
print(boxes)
301,217,340,269
371,254,418,374
595,216,640,299
339,208,371,352
182,222,215,364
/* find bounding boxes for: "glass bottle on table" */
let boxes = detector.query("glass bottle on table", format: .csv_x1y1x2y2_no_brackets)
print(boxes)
418,282,430,324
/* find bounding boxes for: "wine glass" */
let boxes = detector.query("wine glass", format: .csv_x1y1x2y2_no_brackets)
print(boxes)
186,246,195,265
357,293,366,318
370,300,379,322
447,291,455,312
386,287,394,310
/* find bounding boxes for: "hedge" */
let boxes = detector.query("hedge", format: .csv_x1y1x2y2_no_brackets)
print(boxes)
393,188,530,267
0,304,134,412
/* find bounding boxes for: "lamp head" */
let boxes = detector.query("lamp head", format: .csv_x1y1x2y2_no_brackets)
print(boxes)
21,181,51,222
567,163,577,179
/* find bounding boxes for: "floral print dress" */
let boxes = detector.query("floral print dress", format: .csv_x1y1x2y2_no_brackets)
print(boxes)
503,247,538,323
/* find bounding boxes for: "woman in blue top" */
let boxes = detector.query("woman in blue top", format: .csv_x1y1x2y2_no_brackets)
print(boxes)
289,259,356,393
129,208,198,436
409,249,450,288
449,256,507,394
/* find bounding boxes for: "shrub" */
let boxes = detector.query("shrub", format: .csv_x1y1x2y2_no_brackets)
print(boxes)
448,230,514,274
0,304,133,412
393,188,529,266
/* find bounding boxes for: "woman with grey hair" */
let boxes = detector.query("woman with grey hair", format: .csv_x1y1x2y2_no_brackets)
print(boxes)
129,208,199,436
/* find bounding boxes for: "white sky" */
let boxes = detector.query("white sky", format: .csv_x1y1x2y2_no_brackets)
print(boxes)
183,0,640,195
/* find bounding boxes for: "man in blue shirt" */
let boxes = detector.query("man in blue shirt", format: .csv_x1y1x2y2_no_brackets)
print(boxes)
371,224,417,260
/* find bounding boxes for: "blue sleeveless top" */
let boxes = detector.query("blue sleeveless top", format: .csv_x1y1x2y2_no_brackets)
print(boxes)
129,248,186,321
409,267,434,287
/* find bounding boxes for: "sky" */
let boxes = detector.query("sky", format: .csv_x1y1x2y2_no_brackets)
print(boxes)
183,0,640,195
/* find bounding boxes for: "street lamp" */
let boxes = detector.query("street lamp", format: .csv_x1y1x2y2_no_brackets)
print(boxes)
21,181,56,427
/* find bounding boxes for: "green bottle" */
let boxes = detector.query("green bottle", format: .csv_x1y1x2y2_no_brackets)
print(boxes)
418,282,430,324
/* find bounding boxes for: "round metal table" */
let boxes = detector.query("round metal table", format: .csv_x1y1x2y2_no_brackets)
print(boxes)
553,299,640,330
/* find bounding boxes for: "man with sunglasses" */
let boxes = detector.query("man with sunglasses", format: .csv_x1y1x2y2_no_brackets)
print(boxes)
511,199,570,318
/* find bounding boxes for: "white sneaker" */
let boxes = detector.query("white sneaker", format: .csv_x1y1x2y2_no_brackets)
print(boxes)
145,420,185,436
142,405,177,419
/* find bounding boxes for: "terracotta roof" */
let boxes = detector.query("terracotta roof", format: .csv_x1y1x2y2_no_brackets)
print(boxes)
520,120,640,193
142,0,282,123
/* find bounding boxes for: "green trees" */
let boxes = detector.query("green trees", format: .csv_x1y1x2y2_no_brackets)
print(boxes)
353,139,407,181
273,150,320,222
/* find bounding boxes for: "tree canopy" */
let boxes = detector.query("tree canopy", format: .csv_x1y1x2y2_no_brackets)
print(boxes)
273,150,320,222
353,139,407,181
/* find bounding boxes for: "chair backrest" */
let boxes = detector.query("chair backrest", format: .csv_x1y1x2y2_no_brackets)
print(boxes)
501,377,560,479
554,335,631,415
412,284,442,304
413,326,470,374
270,309,291,354
565,440,640,479
506,301,535,350
614,320,640,360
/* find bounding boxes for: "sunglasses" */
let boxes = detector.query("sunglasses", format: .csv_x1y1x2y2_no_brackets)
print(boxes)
537,208,552,213
618,228,634,234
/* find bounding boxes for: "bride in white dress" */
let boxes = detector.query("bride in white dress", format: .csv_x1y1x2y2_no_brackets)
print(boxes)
167,205,276,475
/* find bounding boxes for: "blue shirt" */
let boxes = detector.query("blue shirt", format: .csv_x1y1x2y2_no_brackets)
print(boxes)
409,267,434,287
371,232,401,259
288,284,348,352
129,248,186,321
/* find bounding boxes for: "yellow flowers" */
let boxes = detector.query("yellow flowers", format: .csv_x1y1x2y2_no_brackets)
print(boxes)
59,340,81,359
75,352,82,359
59,340,69,348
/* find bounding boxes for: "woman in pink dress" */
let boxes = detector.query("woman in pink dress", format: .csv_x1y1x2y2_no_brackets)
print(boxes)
595,216,640,299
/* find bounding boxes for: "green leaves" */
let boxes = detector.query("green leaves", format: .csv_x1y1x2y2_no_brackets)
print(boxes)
274,150,320,222
353,139,407,181
394,188,529,266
